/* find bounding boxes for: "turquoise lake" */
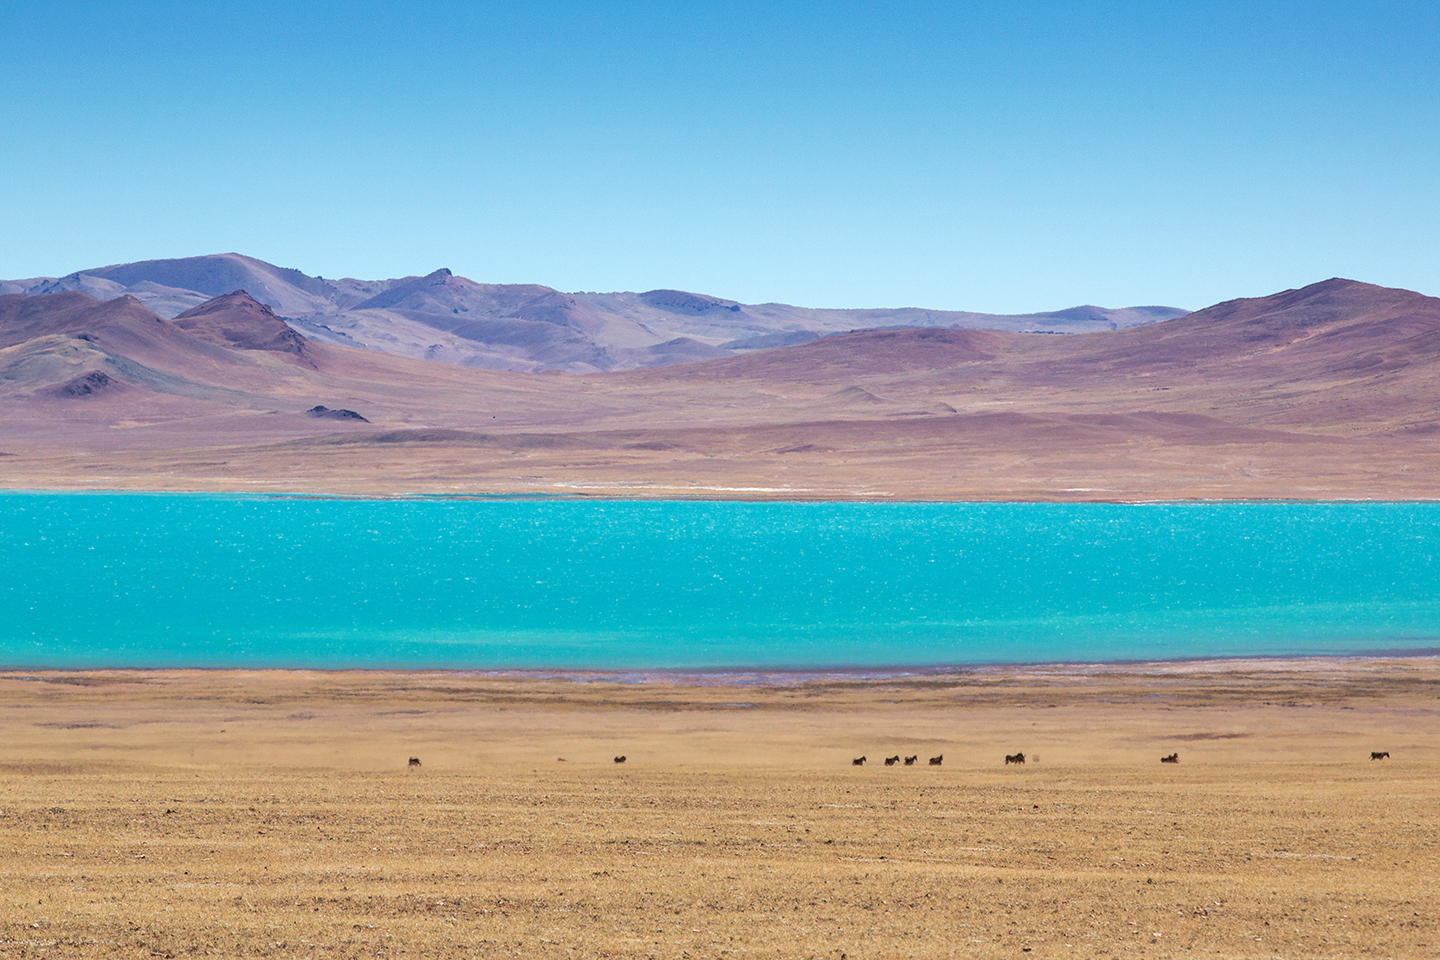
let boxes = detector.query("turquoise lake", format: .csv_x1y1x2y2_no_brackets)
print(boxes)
1,493,1438,670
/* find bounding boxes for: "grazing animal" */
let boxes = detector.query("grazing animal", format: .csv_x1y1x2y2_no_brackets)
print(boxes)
1370,751,1390,760
884,755,900,766
1160,753,1179,764
903,755,917,765
1005,752,1025,765
407,757,421,768
614,755,627,764
852,756,867,766
928,754,943,766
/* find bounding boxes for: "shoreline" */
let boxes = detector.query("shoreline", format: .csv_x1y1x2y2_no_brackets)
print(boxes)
5,483,1440,504
6,651,1440,686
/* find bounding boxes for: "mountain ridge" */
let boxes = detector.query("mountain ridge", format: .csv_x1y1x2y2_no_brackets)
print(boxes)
2,253,1188,373
4,276,1440,502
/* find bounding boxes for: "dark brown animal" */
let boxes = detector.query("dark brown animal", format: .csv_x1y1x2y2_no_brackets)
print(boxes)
1160,753,1179,764
1005,752,1025,765
613,755,626,763
928,754,943,766
407,757,421,768
852,756,867,766
1370,751,1390,760
884,755,900,766
903,755,917,765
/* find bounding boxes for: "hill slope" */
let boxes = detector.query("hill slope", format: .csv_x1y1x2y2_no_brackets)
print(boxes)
4,254,1185,372
173,291,313,361
2,277,1439,499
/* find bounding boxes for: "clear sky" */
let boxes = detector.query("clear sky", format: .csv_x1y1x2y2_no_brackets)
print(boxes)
3,0,1437,312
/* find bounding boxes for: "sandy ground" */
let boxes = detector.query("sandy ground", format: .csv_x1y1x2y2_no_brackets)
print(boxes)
9,425,1440,501
1,659,1437,958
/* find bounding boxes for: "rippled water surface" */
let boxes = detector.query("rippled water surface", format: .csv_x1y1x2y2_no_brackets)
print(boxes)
2,493,1438,669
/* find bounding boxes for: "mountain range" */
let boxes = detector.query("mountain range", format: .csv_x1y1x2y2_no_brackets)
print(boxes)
2,268,1439,500
1,253,1185,372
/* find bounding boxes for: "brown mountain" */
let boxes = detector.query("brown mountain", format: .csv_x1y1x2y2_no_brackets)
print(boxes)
1,278,1437,500
1,291,169,350
173,291,312,361
3,254,1185,372
0,293,260,420
1061,277,1440,371
661,277,1440,428
345,269,633,368
0,291,221,380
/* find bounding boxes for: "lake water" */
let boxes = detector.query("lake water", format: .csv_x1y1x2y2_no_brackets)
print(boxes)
1,493,1438,670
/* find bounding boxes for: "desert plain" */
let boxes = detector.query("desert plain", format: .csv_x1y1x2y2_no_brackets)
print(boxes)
1,658,1437,958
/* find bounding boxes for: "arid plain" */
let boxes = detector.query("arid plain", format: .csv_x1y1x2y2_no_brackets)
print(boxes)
2,658,1437,958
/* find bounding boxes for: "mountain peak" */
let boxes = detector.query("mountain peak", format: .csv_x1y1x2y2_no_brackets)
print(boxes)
1288,277,1379,297
1143,276,1440,360
173,291,310,360
639,289,743,315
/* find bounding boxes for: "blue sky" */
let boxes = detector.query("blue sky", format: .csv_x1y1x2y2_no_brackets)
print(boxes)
3,0,1437,312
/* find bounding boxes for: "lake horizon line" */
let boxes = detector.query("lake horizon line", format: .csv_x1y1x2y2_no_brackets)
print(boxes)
8,487,1440,507
6,648,1440,685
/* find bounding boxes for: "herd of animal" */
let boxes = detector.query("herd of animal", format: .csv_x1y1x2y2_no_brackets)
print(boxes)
854,754,942,766
847,748,1400,767
854,749,1394,767
853,751,1015,767
405,749,1396,768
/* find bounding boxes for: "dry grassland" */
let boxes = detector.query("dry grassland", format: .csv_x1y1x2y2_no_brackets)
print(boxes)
1,660,1437,958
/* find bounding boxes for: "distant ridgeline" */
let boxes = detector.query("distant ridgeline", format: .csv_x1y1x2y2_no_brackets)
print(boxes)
0,252,1186,372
